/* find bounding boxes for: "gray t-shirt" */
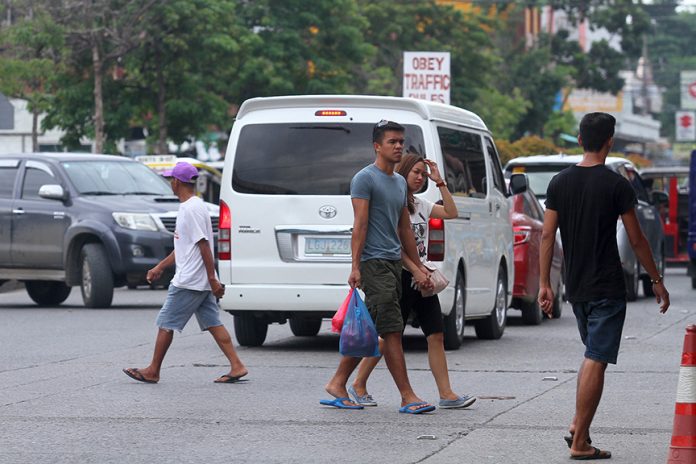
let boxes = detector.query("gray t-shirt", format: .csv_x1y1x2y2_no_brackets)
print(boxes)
350,164,407,261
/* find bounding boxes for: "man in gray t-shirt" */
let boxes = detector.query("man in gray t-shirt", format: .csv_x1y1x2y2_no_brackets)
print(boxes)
322,120,435,414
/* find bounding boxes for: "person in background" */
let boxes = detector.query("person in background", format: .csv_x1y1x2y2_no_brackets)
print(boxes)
123,161,247,385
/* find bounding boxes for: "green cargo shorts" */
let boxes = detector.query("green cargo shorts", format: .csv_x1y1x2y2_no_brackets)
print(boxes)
360,259,403,335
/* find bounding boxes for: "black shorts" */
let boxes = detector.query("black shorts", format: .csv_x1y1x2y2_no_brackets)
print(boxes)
401,269,444,337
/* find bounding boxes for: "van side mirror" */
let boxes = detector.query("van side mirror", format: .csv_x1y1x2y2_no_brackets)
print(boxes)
508,173,528,196
650,190,668,206
38,184,68,201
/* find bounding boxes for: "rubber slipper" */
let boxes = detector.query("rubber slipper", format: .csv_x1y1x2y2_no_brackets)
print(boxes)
214,374,248,383
123,368,158,384
564,433,592,448
570,447,611,460
399,401,436,414
319,397,364,409
348,385,377,406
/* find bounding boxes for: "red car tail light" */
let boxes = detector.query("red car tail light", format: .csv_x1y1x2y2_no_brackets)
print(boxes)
427,218,445,261
218,200,231,260
513,225,531,245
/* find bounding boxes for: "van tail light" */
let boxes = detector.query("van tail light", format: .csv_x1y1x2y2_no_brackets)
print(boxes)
218,200,231,260
427,218,445,261
513,226,531,245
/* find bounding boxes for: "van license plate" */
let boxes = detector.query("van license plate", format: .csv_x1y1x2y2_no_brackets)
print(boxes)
304,237,351,255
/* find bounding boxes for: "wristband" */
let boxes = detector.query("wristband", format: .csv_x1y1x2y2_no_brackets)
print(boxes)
435,180,447,188
650,275,663,285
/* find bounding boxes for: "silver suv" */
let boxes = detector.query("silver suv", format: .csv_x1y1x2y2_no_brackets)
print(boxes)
505,155,665,301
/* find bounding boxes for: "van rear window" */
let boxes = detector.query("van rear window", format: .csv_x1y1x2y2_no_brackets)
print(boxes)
231,123,425,195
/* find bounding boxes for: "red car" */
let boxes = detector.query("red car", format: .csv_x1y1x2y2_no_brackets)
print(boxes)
509,189,564,325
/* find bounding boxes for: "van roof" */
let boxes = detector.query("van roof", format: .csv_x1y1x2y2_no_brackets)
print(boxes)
236,95,489,132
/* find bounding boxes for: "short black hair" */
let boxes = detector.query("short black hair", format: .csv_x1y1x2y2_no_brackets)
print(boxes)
579,112,616,152
372,120,405,144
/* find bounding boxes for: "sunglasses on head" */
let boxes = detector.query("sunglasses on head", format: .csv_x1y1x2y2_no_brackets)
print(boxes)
375,119,389,128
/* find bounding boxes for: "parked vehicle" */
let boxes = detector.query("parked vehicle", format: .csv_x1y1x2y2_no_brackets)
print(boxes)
0,153,218,307
509,188,564,325
505,155,665,301
137,155,222,205
639,166,689,266
219,95,527,349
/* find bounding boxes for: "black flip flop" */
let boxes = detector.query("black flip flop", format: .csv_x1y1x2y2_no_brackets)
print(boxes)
570,446,611,460
123,368,158,384
564,433,592,448
214,374,248,383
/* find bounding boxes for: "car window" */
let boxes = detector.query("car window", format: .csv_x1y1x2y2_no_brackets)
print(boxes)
437,127,486,198
61,160,172,195
505,164,569,199
625,168,650,203
0,159,19,199
21,164,56,200
484,137,506,194
231,123,425,195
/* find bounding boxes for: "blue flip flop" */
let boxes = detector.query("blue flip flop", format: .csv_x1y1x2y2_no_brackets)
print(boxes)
399,401,436,414
320,397,364,410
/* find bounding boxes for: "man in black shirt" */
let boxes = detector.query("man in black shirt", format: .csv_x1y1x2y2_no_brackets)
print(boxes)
539,112,670,460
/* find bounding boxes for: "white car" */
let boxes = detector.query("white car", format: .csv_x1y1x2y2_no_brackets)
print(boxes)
218,95,526,349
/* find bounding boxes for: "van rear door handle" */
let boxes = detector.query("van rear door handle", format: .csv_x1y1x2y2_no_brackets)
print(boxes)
12,208,24,215
460,212,471,220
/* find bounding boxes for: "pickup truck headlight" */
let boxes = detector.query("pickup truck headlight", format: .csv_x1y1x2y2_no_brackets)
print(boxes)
112,212,159,231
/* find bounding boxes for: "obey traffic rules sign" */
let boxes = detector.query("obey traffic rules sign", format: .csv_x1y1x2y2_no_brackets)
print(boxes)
403,51,450,104
676,110,696,142
680,71,696,110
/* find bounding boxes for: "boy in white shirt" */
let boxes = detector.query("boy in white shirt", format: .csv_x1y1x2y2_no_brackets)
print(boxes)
123,162,247,384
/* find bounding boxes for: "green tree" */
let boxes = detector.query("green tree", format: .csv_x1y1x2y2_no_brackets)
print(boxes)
234,0,373,101
0,11,63,150
123,0,247,154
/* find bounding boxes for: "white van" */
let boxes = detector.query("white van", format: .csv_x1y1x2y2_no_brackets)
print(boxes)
218,95,527,349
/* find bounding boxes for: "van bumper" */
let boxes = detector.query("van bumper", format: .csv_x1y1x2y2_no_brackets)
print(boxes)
219,284,352,312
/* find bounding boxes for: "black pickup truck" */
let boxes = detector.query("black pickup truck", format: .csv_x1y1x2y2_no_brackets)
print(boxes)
0,153,218,307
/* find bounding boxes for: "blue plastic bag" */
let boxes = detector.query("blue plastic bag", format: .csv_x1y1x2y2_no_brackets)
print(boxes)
339,291,380,358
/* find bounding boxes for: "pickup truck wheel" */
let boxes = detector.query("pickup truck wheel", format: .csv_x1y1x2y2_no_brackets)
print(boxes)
80,244,114,308
475,266,507,340
25,281,72,306
289,317,322,337
234,314,268,346
521,299,543,325
443,272,465,350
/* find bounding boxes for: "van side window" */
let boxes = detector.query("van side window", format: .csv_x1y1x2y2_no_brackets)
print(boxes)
437,127,486,198
0,160,19,198
484,137,506,193
22,165,55,200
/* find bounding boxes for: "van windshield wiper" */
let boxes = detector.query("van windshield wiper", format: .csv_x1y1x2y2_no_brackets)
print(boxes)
291,125,351,134
120,191,168,195
80,191,118,196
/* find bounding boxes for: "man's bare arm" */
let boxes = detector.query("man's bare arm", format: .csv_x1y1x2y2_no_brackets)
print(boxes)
538,209,559,317
349,198,369,288
198,238,224,299
147,251,175,283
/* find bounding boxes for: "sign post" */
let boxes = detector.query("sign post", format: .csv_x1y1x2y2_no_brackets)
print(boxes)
676,110,696,142
680,71,696,110
403,51,450,104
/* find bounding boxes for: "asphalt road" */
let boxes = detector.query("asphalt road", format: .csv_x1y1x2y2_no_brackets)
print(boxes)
0,269,693,464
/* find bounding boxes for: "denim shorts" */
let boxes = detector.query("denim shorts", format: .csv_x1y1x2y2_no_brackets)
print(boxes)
572,298,627,364
155,285,223,332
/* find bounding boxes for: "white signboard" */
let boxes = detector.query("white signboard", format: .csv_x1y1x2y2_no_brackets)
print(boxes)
676,110,696,142
403,51,450,104
680,71,696,110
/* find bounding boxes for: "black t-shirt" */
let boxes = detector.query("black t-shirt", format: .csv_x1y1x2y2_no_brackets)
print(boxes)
545,165,636,303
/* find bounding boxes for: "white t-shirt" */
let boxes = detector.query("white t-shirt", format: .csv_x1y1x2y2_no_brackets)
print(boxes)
171,196,215,291
409,197,435,264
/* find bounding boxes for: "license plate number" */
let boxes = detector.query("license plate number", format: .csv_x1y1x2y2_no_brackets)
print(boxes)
304,237,350,255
